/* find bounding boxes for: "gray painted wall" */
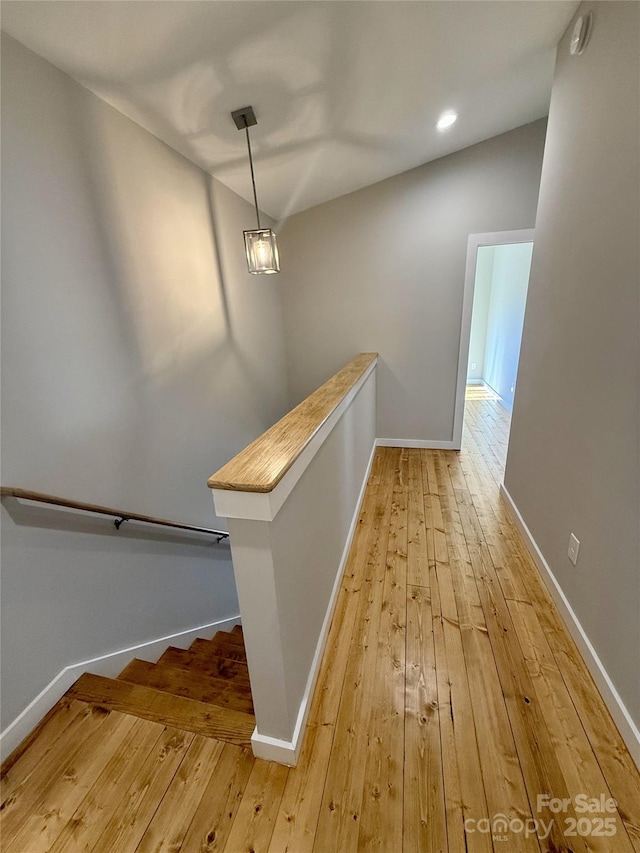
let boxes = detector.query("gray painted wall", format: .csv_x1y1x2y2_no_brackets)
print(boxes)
1,35,289,728
278,119,547,441
505,2,640,724
483,242,533,411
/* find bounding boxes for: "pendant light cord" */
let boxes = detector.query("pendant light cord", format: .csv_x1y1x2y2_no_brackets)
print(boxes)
244,120,261,230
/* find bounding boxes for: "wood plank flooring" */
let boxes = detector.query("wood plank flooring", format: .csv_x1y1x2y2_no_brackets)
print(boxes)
2,397,639,852
464,382,502,402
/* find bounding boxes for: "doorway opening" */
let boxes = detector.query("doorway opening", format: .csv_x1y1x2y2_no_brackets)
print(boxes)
453,230,534,469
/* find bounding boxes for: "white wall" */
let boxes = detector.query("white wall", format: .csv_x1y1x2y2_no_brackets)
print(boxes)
467,246,495,382
505,1,640,726
1,35,289,729
483,242,533,410
278,119,546,442
215,365,377,762
268,374,375,739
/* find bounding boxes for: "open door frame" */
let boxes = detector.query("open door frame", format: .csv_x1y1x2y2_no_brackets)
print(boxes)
452,228,535,449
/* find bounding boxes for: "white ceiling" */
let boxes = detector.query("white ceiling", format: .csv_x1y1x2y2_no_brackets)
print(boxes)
1,1,578,220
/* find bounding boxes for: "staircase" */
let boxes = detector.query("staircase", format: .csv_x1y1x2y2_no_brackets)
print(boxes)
66,624,255,747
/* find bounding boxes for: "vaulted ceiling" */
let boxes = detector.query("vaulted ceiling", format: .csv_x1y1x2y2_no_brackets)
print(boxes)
1,1,578,219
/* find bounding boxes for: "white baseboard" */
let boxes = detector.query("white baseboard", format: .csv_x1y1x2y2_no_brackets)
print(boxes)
376,438,457,449
251,728,299,765
251,441,378,766
0,615,241,763
500,483,640,769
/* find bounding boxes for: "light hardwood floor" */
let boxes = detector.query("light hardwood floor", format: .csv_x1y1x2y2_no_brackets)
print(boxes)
464,382,502,402
2,398,639,852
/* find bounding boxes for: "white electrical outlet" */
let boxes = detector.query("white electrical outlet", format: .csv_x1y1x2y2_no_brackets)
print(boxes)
568,533,580,565
471,362,477,370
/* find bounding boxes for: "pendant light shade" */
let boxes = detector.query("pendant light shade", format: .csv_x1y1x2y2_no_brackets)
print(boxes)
232,106,280,275
244,228,280,274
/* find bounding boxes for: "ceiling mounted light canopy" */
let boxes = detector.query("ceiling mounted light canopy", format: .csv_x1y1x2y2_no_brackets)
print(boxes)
232,105,280,275
436,111,458,131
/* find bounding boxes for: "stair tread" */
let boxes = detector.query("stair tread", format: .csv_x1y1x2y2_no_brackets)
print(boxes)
159,647,250,683
192,638,247,663
216,630,244,647
231,624,243,636
67,673,254,746
118,660,254,714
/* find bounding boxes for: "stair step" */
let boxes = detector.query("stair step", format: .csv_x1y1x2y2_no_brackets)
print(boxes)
159,647,250,684
67,673,254,746
231,624,243,637
118,660,254,715
191,638,247,663
216,629,244,647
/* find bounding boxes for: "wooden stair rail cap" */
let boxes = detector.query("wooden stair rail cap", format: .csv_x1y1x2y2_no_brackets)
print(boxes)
207,353,378,494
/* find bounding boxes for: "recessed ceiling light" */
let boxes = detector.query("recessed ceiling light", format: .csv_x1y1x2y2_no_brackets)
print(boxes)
437,111,458,131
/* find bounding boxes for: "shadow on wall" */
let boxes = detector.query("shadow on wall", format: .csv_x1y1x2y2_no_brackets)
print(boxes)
71,81,286,419
0,496,229,553
22,84,247,523
70,87,232,379
1,39,290,527
65,2,417,224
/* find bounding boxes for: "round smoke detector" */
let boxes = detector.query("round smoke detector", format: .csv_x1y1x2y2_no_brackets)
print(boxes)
570,12,593,55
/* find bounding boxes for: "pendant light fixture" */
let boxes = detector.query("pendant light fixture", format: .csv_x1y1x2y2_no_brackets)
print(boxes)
232,106,280,275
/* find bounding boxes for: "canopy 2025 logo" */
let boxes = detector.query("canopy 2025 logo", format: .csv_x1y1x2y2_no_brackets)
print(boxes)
464,794,618,842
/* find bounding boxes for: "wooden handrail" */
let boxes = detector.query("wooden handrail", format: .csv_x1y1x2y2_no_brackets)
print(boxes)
0,487,229,542
208,352,378,493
